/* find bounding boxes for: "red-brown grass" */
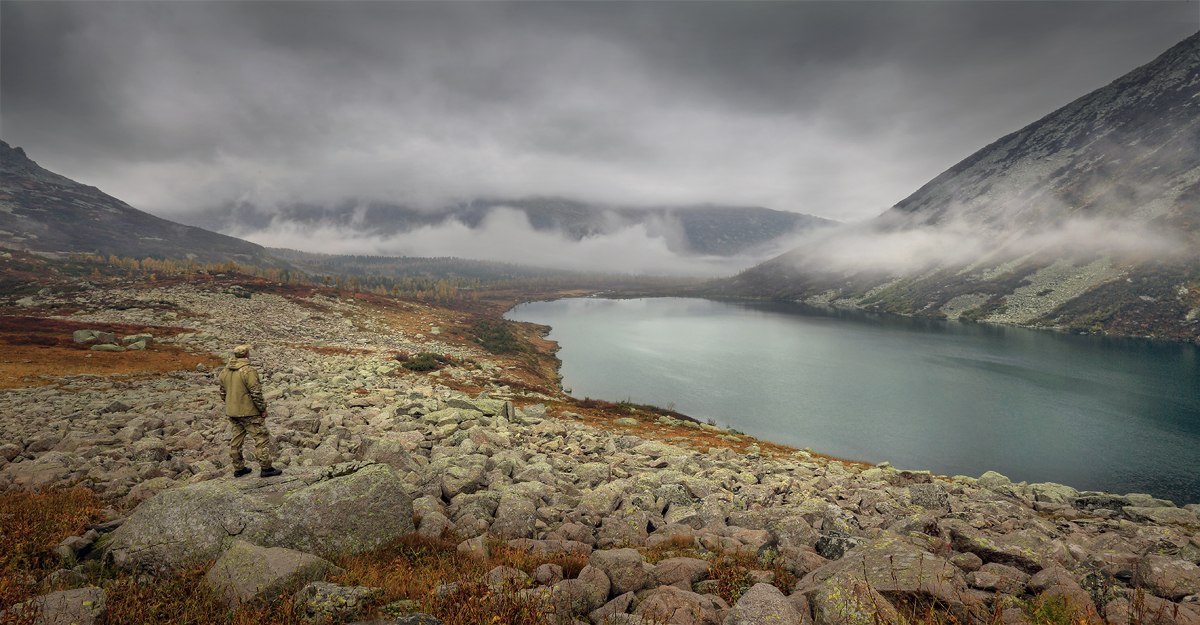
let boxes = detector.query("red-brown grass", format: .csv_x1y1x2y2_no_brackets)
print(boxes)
0,488,105,610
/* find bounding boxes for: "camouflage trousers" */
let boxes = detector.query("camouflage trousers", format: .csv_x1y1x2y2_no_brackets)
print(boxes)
228,415,274,470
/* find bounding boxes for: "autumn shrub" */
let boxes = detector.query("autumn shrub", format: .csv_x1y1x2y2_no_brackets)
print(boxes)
471,320,523,354
706,551,798,605
0,488,104,611
334,534,560,625
401,352,443,371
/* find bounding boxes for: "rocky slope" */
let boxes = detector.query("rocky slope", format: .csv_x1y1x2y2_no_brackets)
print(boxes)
1,279,1199,624
0,140,274,264
719,32,1200,341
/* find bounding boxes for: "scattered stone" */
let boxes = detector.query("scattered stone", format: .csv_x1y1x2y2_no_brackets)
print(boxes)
589,548,650,596
633,585,727,625
724,583,802,625
108,464,415,572
293,581,378,623
204,540,343,606
5,587,106,625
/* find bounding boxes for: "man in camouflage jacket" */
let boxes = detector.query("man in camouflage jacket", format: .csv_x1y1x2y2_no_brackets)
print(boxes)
218,344,281,477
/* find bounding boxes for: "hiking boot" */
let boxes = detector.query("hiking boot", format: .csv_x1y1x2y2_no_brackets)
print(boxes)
260,467,282,478
232,467,251,478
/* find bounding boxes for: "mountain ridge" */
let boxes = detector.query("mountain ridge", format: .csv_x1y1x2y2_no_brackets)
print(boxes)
0,140,274,264
718,32,1200,341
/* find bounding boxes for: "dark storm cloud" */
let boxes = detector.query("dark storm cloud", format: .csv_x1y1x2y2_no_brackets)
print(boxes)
2,1,1197,225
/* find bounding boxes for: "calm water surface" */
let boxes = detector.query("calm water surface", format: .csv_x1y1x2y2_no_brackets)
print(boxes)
506,297,1200,504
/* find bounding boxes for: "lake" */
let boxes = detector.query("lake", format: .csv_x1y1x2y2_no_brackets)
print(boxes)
505,297,1200,504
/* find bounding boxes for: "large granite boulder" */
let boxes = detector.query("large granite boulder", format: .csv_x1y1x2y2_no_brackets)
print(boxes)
802,533,982,623
203,541,344,606
2,587,106,625
107,463,414,572
723,583,803,625
633,585,727,625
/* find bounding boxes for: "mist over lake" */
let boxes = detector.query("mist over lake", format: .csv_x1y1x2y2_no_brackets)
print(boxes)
507,297,1200,504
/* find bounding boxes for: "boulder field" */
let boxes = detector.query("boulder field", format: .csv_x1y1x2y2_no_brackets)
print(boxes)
2,282,1199,625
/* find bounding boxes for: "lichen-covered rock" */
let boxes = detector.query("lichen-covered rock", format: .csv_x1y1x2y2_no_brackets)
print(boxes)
967,563,1030,594
808,580,901,625
590,548,650,596
491,492,538,539
484,565,531,589
633,585,727,625
1137,555,1200,601
204,541,343,606
4,587,106,625
590,592,637,624
547,565,610,617
805,533,981,622
652,557,711,590
723,583,802,625
945,521,1073,573
107,463,414,572
1124,507,1200,529
293,581,379,623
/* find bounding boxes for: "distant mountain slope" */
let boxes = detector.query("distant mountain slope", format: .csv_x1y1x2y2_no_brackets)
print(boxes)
719,32,1200,340
0,140,272,264
195,197,836,258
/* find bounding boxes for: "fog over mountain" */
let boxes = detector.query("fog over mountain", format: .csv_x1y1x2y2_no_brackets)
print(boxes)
722,32,1200,339
3,2,1195,228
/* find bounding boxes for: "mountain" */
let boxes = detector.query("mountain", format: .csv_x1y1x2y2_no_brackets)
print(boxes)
0,140,272,264
719,32,1200,340
194,197,837,258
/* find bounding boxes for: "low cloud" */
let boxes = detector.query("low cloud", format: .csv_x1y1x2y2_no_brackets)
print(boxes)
232,208,775,277
778,216,1190,276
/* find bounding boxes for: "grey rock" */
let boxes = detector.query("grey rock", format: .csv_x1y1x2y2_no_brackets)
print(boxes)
484,565,532,589
1138,555,1200,601
909,483,950,511
967,563,1030,594
108,464,414,572
652,557,711,589
293,581,378,623
804,533,981,623
535,563,565,586
590,592,637,624
598,511,652,548
814,533,862,561
633,585,727,625
6,587,106,625
590,548,650,596
203,540,343,606
1030,482,1078,505
950,551,984,573
491,492,538,540
40,569,88,593
506,538,593,560
723,583,802,625
808,579,901,625
945,520,1073,573
1124,506,1200,529
547,566,611,617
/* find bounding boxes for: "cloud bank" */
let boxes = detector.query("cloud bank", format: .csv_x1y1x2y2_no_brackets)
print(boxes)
3,2,1196,225
234,208,776,277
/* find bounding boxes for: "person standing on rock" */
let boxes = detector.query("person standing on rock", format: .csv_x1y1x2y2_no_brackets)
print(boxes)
218,344,281,478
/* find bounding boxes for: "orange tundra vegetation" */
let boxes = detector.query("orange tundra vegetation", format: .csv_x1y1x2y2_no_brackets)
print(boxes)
0,316,222,389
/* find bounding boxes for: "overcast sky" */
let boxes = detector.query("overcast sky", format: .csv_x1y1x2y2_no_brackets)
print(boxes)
2,1,1197,224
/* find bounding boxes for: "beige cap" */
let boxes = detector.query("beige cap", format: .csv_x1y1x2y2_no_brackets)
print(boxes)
233,344,252,357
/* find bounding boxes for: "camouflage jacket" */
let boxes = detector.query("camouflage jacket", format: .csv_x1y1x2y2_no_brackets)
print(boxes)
218,358,266,417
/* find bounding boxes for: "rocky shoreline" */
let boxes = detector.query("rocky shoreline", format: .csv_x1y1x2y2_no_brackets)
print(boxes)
2,281,1199,624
